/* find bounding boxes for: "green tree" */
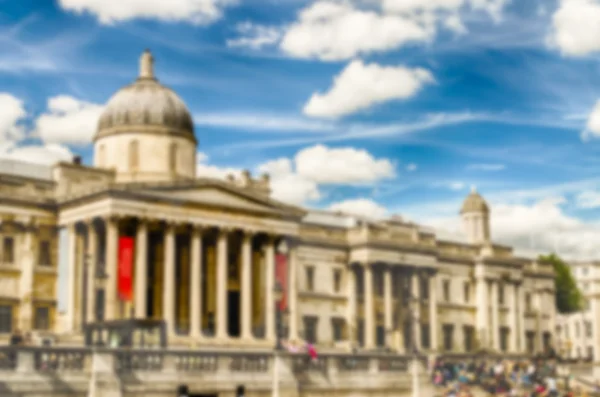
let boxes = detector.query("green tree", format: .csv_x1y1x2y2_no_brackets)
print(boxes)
539,253,584,314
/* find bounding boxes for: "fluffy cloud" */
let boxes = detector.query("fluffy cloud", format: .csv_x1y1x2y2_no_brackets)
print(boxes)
227,22,283,49
34,95,104,145
304,60,434,118
280,1,434,61
58,0,236,25
548,0,600,57
196,152,243,179
581,99,600,140
0,143,75,166
0,93,27,142
259,158,322,205
575,190,600,209
328,198,388,219
466,163,506,171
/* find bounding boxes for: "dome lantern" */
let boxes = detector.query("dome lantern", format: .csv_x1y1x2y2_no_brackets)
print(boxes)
139,49,155,80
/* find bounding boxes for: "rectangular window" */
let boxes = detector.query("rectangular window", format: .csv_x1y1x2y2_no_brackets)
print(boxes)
0,305,12,333
526,331,535,354
3,237,14,264
95,288,105,322
333,269,342,293
463,282,470,303
305,267,315,291
331,318,345,342
585,321,593,338
463,325,474,352
443,280,451,302
587,346,594,361
500,327,510,352
442,324,454,351
525,293,532,312
420,275,429,301
34,307,50,330
421,323,430,349
38,240,52,266
303,316,319,344
374,271,384,297
498,284,505,305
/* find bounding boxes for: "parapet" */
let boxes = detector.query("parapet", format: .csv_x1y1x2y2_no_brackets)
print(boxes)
225,169,271,197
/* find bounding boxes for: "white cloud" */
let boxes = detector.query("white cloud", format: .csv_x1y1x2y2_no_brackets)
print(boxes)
196,152,243,179
295,144,396,184
406,163,418,172
548,0,600,57
581,99,600,140
34,95,104,145
449,181,466,190
257,158,321,205
193,112,337,132
575,190,600,209
328,198,388,219
0,143,75,166
467,163,506,171
280,1,434,61
227,22,283,49
58,0,236,25
0,93,27,142
304,60,434,118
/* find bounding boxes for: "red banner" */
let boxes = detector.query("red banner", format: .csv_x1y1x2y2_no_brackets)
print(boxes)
275,253,288,311
117,236,134,302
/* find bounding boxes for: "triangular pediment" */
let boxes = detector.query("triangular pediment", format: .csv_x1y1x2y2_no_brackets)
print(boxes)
136,181,304,217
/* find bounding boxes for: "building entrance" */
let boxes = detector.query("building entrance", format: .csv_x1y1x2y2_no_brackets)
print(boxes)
228,291,240,337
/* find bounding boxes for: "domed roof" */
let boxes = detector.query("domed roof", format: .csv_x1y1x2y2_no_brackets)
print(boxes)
94,50,195,142
460,186,490,214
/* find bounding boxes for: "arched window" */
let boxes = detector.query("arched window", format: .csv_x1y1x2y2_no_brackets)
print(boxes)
129,140,139,171
168,142,177,173
97,144,106,167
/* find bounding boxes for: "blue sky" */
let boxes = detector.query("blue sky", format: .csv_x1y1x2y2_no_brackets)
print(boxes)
4,0,600,258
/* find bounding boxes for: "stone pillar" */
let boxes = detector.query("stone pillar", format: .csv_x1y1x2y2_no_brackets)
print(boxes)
18,221,35,331
474,265,488,349
74,231,85,329
517,284,525,352
363,264,375,349
429,273,438,352
509,283,518,352
240,231,253,340
411,271,421,350
264,237,275,341
491,281,500,351
384,267,393,348
105,217,119,321
216,229,229,339
190,226,203,339
86,222,98,324
287,241,299,341
163,223,176,334
134,220,148,319
66,223,78,331
346,267,357,349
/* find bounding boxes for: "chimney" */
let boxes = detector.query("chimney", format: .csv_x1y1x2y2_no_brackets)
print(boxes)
73,156,82,165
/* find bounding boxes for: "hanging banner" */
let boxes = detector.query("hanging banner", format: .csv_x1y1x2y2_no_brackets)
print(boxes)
275,253,288,311
117,236,134,302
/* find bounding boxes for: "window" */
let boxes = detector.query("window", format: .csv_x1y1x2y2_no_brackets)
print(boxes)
2,237,14,263
38,240,51,266
525,293,532,312
128,140,139,171
526,331,535,354
305,267,315,291
463,326,474,352
376,325,385,347
442,324,454,351
500,327,510,352
331,318,345,342
585,321,593,338
587,346,594,361
442,280,450,302
34,307,50,330
498,283,505,305
0,305,12,333
420,275,429,300
303,316,319,344
374,271,384,297
463,282,470,303
333,270,342,293
421,324,430,349
168,143,177,172
95,288,105,322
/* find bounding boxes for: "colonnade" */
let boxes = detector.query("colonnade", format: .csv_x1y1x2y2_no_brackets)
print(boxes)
64,216,298,343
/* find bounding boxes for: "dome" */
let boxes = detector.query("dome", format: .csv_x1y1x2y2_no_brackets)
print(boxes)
94,50,196,143
460,186,489,214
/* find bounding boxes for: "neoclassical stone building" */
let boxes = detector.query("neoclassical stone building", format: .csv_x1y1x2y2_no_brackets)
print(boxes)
0,51,556,355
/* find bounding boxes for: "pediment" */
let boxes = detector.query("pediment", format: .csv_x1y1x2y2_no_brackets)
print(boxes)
138,183,302,217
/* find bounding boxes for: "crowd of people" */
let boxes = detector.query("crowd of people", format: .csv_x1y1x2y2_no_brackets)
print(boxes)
431,357,600,396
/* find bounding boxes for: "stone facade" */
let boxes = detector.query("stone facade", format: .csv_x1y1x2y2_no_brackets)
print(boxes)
0,50,556,357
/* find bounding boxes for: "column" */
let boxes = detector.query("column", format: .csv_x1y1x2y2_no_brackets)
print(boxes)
18,221,35,331
517,284,526,352
535,292,543,354
474,267,489,349
163,223,176,334
74,232,85,329
264,237,275,341
67,224,78,330
240,231,252,340
287,242,299,341
363,264,375,349
429,273,438,352
383,267,393,348
105,217,118,321
509,283,518,352
134,220,148,319
346,267,357,349
491,281,500,351
411,271,421,351
85,222,98,324
216,229,229,339
190,226,203,339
